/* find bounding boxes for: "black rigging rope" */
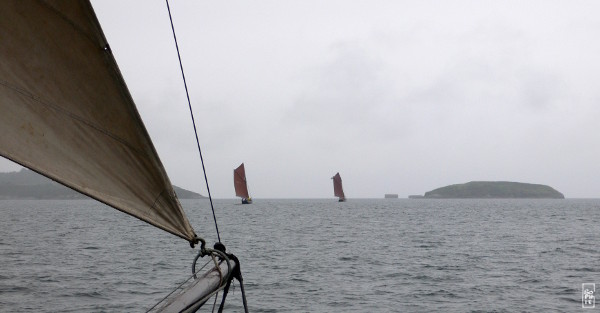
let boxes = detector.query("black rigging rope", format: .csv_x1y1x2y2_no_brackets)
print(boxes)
165,0,221,243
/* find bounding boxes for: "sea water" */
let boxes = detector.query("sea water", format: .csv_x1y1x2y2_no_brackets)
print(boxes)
0,198,598,312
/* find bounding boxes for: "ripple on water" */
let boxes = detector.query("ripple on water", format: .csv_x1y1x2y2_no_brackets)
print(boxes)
1,199,598,312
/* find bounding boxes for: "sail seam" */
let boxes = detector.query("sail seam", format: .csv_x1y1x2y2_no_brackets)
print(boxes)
37,0,98,46
151,189,166,214
0,80,146,156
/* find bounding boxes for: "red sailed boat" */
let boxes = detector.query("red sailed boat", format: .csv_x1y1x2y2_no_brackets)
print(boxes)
332,172,346,202
234,163,252,204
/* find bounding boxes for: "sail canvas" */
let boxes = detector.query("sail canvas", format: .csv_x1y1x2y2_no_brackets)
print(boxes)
233,163,250,199
0,0,196,243
332,172,345,200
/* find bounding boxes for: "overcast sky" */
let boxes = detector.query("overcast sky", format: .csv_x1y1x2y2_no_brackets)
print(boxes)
2,0,600,198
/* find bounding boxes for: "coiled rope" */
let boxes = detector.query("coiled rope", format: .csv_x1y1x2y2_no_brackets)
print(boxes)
144,247,232,312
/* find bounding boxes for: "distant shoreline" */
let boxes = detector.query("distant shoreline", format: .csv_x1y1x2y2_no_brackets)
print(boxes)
0,169,205,200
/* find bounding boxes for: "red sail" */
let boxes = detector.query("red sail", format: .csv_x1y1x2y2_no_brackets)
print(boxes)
332,172,345,199
233,163,250,199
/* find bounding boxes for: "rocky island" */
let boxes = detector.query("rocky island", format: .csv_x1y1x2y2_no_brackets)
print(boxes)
423,181,564,199
0,168,205,200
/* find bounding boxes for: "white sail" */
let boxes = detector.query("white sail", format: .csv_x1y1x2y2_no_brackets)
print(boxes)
0,0,197,243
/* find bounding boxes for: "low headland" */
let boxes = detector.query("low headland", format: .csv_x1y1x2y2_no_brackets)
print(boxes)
0,168,205,200
420,181,564,199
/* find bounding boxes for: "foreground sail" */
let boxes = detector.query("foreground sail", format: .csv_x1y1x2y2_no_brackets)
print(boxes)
0,2,249,311
332,172,346,202
234,163,252,204
0,1,197,243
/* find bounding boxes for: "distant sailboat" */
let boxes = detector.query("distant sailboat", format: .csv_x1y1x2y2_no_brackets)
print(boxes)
234,163,252,204
0,1,246,311
332,172,346,202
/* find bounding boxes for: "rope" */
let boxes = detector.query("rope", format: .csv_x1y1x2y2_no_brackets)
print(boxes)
147,248,233,312
144,258,213,312
211,291,219,313
217,253,249,313
165,0,221,243
179,248,232,312
162,3,249,312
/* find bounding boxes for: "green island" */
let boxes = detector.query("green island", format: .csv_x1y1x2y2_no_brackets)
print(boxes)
0,169,205,200
423,181,564,199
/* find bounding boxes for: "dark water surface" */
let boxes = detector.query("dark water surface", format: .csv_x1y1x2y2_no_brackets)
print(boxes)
1,198,598,312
